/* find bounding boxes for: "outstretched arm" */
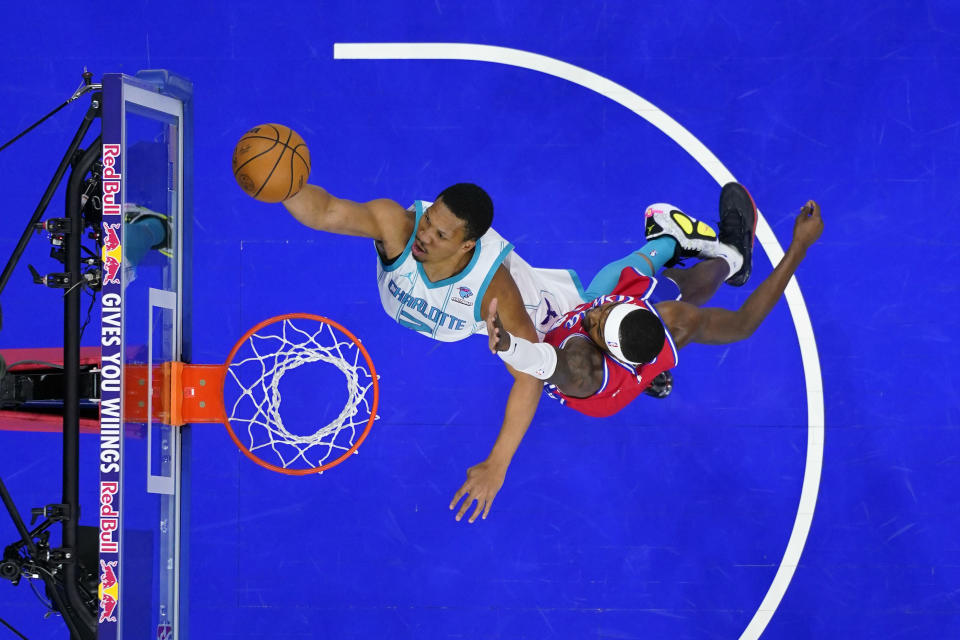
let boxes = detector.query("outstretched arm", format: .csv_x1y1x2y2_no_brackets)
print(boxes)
281,184,412,256
657,200,824,348
449,267,546,523
449,295,600,518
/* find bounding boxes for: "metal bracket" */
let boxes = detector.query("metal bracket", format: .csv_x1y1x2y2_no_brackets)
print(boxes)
28,264,71,288
35,218,70,234
30,503,70,525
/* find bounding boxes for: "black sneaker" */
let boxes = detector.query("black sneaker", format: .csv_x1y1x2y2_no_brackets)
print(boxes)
644,370,673,399
718,183,757,286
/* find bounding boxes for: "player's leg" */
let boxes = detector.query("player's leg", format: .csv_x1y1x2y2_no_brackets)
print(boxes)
716,182,757,286
123,204,171,267
645,184,757,286
582,236,678,299
123,218,167,266
583,196,729,300
582,198,728,299
643,183,758,306
662,258,728,306
584,185,757,300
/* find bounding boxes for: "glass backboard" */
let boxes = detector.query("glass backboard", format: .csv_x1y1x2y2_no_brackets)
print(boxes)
99,72,191,640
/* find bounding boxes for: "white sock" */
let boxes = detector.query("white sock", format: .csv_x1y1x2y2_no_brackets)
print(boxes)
693,238,743,278
714,242,743,279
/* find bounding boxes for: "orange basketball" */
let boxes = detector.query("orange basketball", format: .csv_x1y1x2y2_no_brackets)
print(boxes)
232,123,311,203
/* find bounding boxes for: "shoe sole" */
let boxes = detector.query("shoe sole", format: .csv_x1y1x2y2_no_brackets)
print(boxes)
644,370,673,398
719,183,757,286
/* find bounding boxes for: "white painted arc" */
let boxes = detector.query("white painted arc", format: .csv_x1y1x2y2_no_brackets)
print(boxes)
333,42,824,640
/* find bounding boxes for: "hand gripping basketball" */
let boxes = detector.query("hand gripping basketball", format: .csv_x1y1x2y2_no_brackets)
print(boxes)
232,123,311,203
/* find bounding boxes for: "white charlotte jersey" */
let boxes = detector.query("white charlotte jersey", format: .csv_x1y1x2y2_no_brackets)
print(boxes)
375,200,587,342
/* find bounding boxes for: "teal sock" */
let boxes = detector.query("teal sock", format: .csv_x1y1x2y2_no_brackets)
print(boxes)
124,218,167,266
584,237,678,298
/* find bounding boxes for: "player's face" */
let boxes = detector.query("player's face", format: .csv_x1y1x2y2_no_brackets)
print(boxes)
411,200,473,263
581,302,619,354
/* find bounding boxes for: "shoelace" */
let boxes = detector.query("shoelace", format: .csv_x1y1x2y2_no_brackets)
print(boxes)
718,208,745,243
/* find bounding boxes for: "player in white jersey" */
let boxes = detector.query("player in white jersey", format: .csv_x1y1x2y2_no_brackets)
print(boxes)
377,199,587,342
283,182,553,524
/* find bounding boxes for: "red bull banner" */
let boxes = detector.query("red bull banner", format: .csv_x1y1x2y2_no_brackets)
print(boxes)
99,73,124,640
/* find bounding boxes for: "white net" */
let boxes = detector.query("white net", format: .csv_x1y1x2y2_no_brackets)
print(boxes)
224,317,378,472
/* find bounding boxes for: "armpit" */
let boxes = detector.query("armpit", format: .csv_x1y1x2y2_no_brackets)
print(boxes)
654,300,698,349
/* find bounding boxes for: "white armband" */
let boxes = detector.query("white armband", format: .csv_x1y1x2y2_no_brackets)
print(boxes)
497,336,557,380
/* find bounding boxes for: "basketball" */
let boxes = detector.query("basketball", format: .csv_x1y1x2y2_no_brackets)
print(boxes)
232,123,311,203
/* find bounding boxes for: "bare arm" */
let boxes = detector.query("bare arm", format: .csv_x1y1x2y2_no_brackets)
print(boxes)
658,200,824,348
281,184,412,257
449,266,544,523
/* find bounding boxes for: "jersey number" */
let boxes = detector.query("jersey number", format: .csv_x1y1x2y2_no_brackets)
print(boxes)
399,309,432,334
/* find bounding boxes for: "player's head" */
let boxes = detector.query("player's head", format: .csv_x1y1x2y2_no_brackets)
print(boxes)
437,183,493,241
582,302,664,365
412,183,493,263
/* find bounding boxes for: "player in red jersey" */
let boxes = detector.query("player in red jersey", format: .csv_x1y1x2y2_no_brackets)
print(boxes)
538,265,681,417
450,188,823,522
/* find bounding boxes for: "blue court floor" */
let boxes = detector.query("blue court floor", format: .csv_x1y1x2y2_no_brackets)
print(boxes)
1,1,958,638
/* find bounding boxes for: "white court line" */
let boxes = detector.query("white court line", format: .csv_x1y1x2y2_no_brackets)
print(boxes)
334,42,824,639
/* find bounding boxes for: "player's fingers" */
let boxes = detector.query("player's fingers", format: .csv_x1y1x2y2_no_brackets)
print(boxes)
491,327,503,352
468,499,485,523
456,494,475,521
481,497,494,520
449,487,467,510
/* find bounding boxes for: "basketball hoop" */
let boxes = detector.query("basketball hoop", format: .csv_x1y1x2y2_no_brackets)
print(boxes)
124,313,379,475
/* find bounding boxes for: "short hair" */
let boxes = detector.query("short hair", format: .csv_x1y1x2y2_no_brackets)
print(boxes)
437,183,493,241
619,309,666,364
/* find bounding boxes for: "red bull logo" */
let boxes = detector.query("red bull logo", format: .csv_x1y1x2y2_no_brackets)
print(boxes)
102,144,122,216
102,222,122,284
98,559,119,623
99,481,119,553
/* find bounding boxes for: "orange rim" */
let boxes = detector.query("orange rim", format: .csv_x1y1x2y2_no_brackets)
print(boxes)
220,313,379,476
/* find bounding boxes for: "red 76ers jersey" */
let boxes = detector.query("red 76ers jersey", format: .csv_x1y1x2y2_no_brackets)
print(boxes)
543,267,679,417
